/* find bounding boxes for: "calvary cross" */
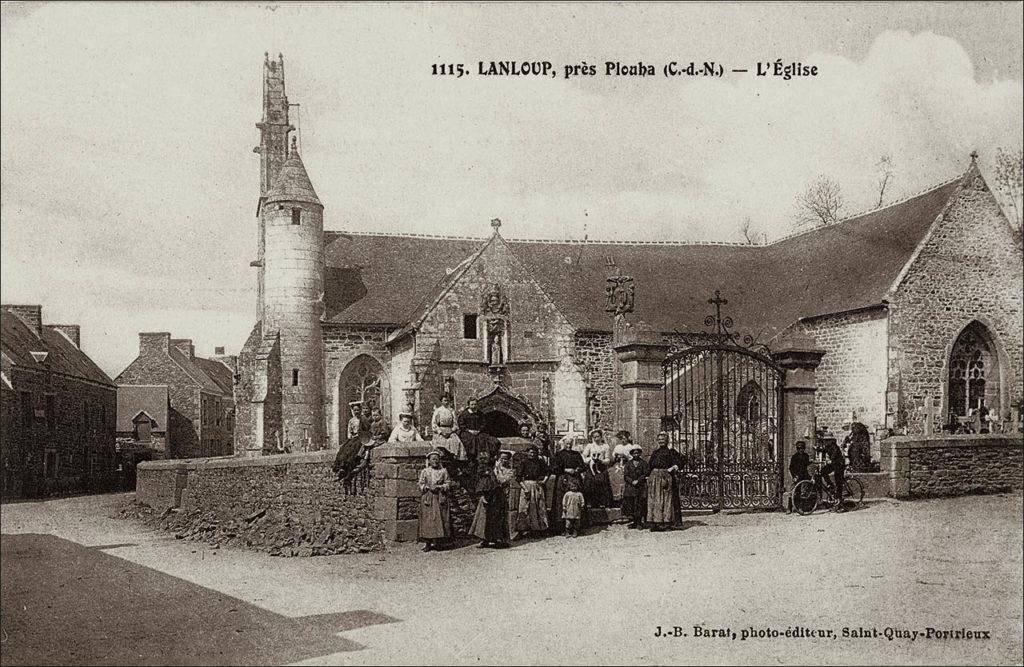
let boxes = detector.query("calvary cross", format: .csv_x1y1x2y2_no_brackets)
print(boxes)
557,418,586,443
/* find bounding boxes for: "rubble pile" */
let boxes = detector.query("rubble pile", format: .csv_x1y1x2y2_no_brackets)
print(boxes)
119,499,385,557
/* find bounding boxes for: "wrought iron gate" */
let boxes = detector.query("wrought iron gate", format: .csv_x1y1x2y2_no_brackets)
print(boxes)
661,293,785,510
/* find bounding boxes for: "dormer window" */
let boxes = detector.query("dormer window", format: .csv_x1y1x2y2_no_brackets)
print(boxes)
291,207,301,225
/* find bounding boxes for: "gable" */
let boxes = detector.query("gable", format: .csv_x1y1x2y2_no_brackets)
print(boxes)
416,235,575,360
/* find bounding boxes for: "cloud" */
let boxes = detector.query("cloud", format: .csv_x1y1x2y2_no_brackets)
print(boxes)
1,5,1021,375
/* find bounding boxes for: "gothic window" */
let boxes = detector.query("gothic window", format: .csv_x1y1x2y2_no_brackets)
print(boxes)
341,356,384,412
948,321,1000,421
736,380,764,424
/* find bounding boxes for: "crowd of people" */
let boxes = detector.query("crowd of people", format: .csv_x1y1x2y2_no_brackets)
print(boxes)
334,395,709,551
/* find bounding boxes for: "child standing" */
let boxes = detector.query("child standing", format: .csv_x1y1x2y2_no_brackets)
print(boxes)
561,479,585,538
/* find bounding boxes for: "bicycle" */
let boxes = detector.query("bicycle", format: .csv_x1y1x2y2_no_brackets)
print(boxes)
791,463,864,515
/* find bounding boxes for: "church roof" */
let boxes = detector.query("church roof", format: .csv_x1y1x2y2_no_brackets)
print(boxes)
265,147,321,206
322,174,967,338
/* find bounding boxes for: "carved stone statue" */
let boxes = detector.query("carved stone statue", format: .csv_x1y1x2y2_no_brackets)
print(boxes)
604,275,635,317
487,320,505,366
481,283,510,317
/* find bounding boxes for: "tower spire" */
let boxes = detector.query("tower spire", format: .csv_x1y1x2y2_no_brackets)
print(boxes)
255,53,295,198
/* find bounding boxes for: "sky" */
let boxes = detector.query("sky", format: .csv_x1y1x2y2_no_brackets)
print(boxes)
2,2,1022,377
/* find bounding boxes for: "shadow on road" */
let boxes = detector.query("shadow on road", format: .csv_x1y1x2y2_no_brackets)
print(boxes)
0,534,398,666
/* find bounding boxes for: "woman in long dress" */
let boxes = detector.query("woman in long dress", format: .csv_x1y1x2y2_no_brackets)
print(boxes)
388,411,423,443
469,451,511,548
494,450,518,544
515,445,549,537
549,436,586,534
418,451,451,551
581,429,613,508
647,432,684,531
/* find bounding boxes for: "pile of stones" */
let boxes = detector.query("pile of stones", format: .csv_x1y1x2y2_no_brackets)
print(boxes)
118,499,385,557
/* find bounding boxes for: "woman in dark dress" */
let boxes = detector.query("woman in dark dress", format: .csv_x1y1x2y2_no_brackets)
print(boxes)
468,451,511,548
549,436,586,534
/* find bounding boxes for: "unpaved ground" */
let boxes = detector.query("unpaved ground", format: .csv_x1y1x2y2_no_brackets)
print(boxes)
2,492,1021,665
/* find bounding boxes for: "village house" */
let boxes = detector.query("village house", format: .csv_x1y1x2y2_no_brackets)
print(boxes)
0,305,117,499
115,333,235,461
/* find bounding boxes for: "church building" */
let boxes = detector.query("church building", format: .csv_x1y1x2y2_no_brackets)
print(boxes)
233,55,1023,458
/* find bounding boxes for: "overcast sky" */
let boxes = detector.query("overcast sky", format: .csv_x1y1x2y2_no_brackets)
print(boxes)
2,2,1022,377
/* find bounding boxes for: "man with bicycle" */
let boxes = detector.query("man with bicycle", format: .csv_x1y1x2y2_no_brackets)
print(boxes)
816,438,847,512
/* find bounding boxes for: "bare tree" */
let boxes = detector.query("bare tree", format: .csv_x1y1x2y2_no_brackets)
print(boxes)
739,216,766,244
993,146,1023,229
876,154,895,208
794,175,844,229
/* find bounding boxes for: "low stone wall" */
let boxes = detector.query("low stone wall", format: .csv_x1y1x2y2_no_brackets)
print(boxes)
882,434,1024,498
134,444,438,552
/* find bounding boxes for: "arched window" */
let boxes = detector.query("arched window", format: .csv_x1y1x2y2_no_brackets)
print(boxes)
948,321,1000,422
736,380,764,424
340,356,385,412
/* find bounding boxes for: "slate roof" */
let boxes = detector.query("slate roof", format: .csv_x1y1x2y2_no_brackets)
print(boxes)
265,148,321,206
0,309,114,386
116,385,169,432
194,357,234,396
321,173,968,338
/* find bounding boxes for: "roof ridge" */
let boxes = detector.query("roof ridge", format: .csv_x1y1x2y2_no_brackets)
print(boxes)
770,170,967,245
326,229,762,247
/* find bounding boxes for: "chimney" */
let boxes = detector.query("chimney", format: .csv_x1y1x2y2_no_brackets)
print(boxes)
171,338,195,359
214,346,225,356
3,305,43,337
49,324,81,348
139,332,171,355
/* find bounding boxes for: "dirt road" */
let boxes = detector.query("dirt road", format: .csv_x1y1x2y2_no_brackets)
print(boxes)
2,492,1021,665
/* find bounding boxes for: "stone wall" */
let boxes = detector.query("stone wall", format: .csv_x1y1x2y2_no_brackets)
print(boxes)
137,451,385,553
797,308,889,436
882,434,1023,498
888,174,1024,434
1,366,117,498
134,443,438,552
575,331,615,432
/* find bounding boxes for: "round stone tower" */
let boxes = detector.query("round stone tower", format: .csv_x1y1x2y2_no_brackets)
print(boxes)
261,135,326,449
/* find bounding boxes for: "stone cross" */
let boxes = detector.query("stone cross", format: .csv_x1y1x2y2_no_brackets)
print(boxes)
921,394,941,436
556,418,585,444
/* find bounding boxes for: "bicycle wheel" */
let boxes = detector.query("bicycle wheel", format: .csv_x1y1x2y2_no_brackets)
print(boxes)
842,477,865,510
792,480,818,515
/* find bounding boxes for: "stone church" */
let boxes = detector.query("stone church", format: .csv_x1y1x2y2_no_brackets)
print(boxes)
233,55,1023,458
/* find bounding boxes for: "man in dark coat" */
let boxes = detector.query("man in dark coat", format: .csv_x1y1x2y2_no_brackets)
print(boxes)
818,438,847,512
789,441,811,483
622,446,649,528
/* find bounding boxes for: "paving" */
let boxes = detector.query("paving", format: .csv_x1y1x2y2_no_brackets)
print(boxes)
1,491,1021,665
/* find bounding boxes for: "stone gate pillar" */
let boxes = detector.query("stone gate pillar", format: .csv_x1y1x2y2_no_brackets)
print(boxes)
614,334,672,455
772,336,825,490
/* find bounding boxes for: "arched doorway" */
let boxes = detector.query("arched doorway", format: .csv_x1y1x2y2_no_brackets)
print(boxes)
947,321,1001,425
474,386,539,438
482,410,520,437
337,355,390,440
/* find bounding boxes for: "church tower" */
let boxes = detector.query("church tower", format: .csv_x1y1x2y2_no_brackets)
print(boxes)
257,56,326,450
254,52,294,318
